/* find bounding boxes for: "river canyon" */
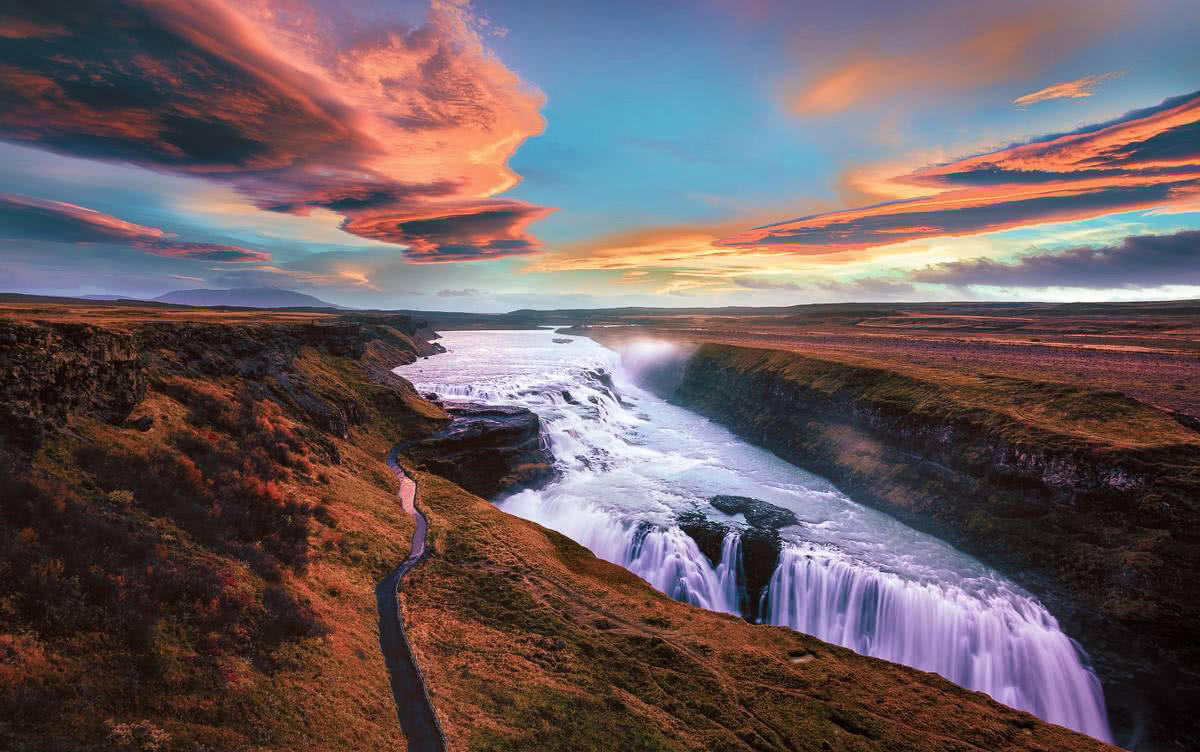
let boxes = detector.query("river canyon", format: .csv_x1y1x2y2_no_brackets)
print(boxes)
396,328,1113,743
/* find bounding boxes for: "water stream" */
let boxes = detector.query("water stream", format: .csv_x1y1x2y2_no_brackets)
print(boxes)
395,329,1111,742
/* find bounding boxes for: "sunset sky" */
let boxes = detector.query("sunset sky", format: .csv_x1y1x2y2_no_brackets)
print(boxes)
1,0,1198,311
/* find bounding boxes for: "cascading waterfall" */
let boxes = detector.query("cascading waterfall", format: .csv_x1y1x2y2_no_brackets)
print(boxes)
761,544,1110,741
714,532,742,616
396,329,1112,742
501,491,740,613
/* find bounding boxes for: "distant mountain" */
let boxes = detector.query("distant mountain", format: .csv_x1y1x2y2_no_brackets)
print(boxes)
82,294,142,301
152,287,343,309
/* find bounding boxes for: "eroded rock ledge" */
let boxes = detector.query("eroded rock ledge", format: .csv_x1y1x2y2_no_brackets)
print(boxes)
403,402,556,499
0,315,445,453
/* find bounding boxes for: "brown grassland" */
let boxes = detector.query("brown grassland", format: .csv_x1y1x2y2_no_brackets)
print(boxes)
0,305,437,751
566,300,1200,426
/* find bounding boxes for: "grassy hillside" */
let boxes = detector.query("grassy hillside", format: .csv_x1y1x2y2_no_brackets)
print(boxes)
694,344,1200,452
0,312,444,751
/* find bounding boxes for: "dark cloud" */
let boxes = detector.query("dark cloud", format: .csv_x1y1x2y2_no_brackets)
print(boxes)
0,0,551,262
813,277,918,297
255,180,461,214
340,200,553,262
0,1,362,174
732,277,804,290
146,242,271,263
912,230,1200,289
0,193,270,262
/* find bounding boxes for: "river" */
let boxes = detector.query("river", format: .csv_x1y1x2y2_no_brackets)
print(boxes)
395,328,1111,742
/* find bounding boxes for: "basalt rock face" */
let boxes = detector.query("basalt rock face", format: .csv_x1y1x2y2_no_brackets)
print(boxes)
672,343,1200,750
676,495,801,619
404,402,556,499
0,321,145,450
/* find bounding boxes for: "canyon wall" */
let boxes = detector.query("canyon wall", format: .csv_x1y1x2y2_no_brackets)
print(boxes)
671,343,1200,750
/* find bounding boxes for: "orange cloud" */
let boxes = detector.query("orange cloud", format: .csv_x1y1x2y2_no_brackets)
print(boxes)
1014,72,1122,106
729,90,1200,254
526,224,748,273
340,199,555,263
782,5,1121,116
0,0,550,261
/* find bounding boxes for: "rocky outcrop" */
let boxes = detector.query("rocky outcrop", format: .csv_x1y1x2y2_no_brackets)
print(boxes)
671,343,1200,749
677,495,801,619
710,495,799,529
404,403,556,499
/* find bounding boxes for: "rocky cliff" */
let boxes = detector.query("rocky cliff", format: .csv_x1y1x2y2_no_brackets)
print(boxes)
0,321,146,449
0,315,446,449
676,496,799,618
671,343,1200,750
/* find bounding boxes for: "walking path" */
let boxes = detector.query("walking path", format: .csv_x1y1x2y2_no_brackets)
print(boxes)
376,446,447,751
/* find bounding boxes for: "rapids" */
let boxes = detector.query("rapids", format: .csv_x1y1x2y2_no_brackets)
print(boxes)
395,329,1112,742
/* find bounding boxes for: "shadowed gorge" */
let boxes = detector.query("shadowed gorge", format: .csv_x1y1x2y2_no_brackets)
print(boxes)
663,341,1200,746
396,329,1113,742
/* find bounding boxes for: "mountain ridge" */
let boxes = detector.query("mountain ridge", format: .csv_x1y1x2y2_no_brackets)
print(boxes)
153,287,345,309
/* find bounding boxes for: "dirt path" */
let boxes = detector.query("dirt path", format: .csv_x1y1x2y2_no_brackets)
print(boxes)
376,447,446,751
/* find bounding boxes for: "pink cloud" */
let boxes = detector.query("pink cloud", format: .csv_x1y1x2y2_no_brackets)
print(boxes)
0,0,551,261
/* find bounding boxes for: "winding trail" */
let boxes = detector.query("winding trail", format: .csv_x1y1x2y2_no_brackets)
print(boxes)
376,446,447,752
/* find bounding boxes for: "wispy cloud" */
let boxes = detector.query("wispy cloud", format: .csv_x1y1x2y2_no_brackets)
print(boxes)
729,90,1200,253
1014,72,1122,106
526,223,746,273
780,4,1122,116
0,193,270,262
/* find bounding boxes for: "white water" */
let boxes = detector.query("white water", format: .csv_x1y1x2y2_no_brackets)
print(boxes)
396,329,1111,741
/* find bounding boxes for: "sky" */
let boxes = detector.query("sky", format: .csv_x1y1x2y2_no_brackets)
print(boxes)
0,0,1197,312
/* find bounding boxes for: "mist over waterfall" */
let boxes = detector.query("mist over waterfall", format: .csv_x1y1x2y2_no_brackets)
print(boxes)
396,329,1112,742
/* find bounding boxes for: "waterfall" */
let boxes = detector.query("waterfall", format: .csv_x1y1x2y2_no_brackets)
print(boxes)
761,545,1111,741
395,329,1113,743
714,532,743,615
502,491,740,614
